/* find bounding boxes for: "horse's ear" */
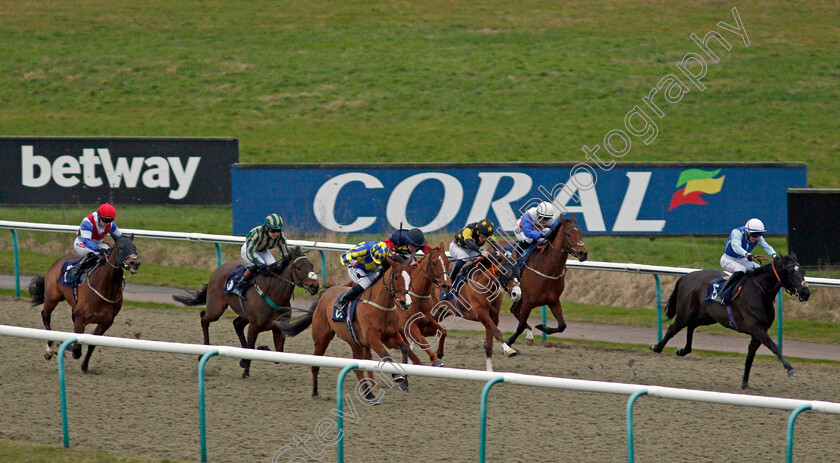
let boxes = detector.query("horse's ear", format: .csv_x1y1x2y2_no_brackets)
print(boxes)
125,233,135,242
568,214,577,223
438,240,445,250
789,251,797,261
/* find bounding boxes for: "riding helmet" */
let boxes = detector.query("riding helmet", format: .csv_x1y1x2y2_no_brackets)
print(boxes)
476,220,495,237
406,228,426,247
745,218,766,237
264,213,285,231
97,203,116,220
536,201,556,221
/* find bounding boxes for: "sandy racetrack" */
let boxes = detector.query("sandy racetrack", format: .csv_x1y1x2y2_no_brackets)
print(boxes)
1,297,838,463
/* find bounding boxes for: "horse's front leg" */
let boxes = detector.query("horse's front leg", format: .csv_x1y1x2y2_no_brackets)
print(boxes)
405,319,441,365
81,321,112,373
748,326,797,381
536,298,567,335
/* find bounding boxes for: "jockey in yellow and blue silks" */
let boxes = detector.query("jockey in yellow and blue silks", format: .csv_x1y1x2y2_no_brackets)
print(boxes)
713,218,778,304
447,219,499,285
333,241,390,320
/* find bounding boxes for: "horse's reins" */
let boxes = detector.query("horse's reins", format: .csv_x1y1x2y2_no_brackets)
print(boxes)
409,250,450,299
360,264,409,311
252,255,312,312
523,220,578,280
85,248,133,304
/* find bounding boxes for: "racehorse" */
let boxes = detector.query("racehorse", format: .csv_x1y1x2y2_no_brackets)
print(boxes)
172,246,319,378
442,250,522,371
398,243,452,367
279,255,415,401
650,254,810,389
30,235,141,372
506,215,588,348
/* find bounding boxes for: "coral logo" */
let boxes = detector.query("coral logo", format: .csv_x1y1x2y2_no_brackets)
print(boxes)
669,169,725,211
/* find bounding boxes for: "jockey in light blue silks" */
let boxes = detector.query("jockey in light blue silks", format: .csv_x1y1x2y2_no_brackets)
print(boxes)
332,241,390,321
513,201,557,258
70,203,122,279
713,218,778,304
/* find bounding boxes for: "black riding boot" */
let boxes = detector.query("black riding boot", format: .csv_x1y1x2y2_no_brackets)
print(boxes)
70,252,100,281
231,266,257,297
333,284,365,321
713,271,745,304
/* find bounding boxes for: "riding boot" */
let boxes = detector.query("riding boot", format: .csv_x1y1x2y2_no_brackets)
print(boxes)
713,271,744,304
231,267,255,297
333,284,365,321
71,252,99,281
442,261,467,302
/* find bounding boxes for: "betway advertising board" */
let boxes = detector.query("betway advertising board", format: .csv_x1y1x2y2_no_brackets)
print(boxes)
232,163,806,235
1,137,238,205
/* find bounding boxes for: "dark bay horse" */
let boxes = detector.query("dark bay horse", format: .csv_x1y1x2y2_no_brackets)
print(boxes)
650,254,810,389
30,235,141,372
507,215,588,348
442,250,521,371
398,243,452,368
279,256,416,400
173,246,319,378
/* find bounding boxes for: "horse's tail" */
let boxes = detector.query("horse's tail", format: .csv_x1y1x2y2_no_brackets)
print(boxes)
172,284,207,306
665,276,682,320
277,298,318,337
28,276,45,307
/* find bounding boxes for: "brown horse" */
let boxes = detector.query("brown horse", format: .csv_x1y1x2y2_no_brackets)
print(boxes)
279,256,416,401
441,250,521,371
29,235,141,372
172,246,319,378
506,215,588,349
650,254,810,389
398,243,452,368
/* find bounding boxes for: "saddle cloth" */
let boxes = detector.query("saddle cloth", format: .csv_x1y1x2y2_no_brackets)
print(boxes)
222,267,249,295
59,258,84,287
332,297,362,345
703,276,744,305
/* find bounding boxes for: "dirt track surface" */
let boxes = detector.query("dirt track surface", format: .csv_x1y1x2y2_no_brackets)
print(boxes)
1,297,839,463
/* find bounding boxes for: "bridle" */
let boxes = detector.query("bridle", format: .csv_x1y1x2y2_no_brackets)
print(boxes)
548,219,585,259
751,256,806,298
418,249,450,289
263,255,315,290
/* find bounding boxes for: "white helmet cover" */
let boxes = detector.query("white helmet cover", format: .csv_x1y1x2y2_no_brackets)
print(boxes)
536,201,556,221
745,218,766,234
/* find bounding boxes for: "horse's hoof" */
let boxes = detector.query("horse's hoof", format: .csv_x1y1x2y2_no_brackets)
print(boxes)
534,324,547,332
502,343,518,358
44,352,53,361
398,382,409,392
241,371,250,379
649,344,661,353
312,392,319,398
526,338,534,346
741,383,750,390
788,369,799,378
366,397,381,406
257,346,269,351
72,349,82,360
81,365,89,374
239,359,248,368
392,374,406,383
432,360,445,367
506,349,519,358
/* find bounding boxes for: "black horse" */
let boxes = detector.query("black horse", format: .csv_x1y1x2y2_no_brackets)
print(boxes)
650,254,810,389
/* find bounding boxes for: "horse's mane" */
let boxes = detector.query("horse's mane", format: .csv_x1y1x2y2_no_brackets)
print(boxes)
271,246,304,274
544,217,565,242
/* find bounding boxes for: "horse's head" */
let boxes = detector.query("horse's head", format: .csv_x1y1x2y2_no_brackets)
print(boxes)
289,247,320,295
553,215,587,261
420,243,452,297
775,253,810,302
384,254,412,311
481,249,521,301
113,234,140,274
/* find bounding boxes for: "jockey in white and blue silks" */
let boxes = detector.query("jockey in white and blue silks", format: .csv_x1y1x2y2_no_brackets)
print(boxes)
514,201,557,257
73,203,122,257
714,218,777,304
70,203,122,279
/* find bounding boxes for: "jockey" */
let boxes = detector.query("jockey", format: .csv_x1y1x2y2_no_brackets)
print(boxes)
446,219,499,289
513,201,557,258
230,213,290,296
71,203,122,278
384,227,432,261
333,241,390,321
713,218,778,304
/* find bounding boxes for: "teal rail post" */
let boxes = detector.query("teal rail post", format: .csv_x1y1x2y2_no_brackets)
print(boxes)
320,250,328,283
336,363,359,463
786,404,811,463
777,289,784,352
654,275,662,343
626,389,648,463
479,376,505,463
57,338,78,448
541,306,547,341
198,350,219,463
214,244,222,267
11,230,20,297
